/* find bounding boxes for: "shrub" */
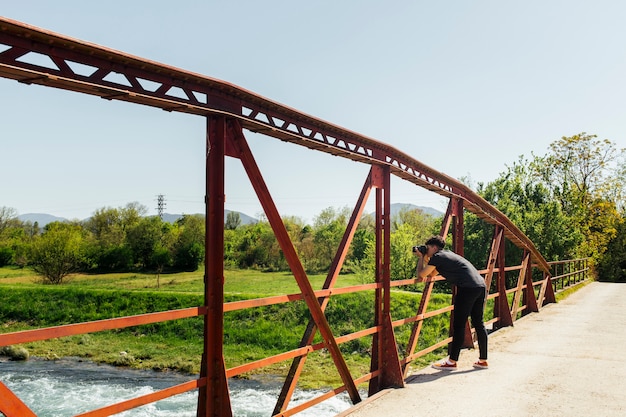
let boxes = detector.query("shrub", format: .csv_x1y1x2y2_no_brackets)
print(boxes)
0,246,14,267
0,345,30,361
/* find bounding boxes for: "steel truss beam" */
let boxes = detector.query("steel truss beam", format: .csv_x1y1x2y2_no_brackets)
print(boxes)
0,17,549,274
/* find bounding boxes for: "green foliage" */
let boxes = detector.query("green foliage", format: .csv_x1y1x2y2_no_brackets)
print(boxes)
0,286,203,326
474,157,582,263
0,206,19,237
390,208,437,281
30,222,86,284
225,211,241,230
312,207,350,271
126,216,172,269
538,133,624,264
0,246,14,267
467,133,624,282
96,245,134,271
598,213,626,282
543,133,622,205
173,215,205,271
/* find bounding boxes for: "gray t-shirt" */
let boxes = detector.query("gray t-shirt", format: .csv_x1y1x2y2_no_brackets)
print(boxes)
428,250,485,288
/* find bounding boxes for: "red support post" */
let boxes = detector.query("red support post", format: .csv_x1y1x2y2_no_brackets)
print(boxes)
452,198,464,256
522,255,539,315
379,166,404,389
369,165,404,395
197,115,232,417
447,198,473,350
368,169,384,396
494,232,513,329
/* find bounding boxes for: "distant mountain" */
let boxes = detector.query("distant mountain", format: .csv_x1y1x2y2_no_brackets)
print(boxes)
18,206,440,227
160,210,257,225
369,203,444,218
17,211,258,227
393,203,444,218
17,213,69,227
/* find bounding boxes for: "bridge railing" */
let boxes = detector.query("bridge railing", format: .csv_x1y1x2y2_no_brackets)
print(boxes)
0,256,591,417
549,258,590,292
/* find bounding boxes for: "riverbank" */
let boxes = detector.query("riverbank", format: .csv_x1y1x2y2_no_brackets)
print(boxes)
0,267,451,389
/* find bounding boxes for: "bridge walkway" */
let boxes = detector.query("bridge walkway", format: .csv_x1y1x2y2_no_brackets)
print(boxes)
339,282,626,417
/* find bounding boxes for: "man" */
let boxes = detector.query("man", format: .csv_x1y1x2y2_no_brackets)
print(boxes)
415,235,489,370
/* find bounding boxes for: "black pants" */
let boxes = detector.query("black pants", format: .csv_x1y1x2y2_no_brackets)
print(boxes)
450,286,488,361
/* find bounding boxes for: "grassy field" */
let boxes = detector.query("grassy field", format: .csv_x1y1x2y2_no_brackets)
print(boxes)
0,267,366,294
0,266,469,388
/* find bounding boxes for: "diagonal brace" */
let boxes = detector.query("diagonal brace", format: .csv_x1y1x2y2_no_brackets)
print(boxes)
227,120,361,405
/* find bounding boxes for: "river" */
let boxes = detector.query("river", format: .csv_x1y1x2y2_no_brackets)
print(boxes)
0,358,355,417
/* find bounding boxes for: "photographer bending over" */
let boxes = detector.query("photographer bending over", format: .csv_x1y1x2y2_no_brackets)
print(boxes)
415,235,489,370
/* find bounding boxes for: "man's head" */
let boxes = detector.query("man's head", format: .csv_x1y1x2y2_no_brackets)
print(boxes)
424,235,445,256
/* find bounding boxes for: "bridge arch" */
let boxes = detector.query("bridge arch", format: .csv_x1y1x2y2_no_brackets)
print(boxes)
0,17,574,417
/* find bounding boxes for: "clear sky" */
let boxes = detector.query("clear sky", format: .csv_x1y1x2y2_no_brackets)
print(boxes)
1,1,625,223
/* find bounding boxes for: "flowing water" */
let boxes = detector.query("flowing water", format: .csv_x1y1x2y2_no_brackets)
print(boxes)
0,358,355,417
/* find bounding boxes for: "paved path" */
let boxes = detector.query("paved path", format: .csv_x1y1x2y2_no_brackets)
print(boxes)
338,282,626,417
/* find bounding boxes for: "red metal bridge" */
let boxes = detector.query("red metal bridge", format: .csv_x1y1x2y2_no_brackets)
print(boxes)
0,18,589,417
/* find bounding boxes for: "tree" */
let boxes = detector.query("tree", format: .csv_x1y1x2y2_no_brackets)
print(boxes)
390,208,437,281
225,211,241,230
84,207,125,245
152,245,172,288
476,157,582,263
0,206,18,238
312,207,349,272
0,246,13,267
120,202,148,230
30,222,85,284
83,204,147,271
173,214,205,271
539,134,624,263
543,133,624,207
598,213,626,282
126,216,173,269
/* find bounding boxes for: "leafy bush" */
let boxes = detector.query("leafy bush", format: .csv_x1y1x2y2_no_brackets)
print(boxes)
0,345,30,361
0,246,14,267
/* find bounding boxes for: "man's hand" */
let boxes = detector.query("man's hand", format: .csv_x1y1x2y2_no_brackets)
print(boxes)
416,254,436,279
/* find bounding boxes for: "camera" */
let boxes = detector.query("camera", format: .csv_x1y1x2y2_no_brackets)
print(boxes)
412,245,427,255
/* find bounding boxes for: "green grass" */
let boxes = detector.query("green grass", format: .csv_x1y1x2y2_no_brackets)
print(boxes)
0,266,363,295
0,266,458,388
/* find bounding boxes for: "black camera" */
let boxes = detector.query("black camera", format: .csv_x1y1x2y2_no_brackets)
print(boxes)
412,245,427,254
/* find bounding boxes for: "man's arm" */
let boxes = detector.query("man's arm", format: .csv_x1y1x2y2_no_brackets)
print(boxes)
416,254,437,281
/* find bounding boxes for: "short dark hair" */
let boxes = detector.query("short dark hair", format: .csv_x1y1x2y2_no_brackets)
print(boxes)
425,235,445,249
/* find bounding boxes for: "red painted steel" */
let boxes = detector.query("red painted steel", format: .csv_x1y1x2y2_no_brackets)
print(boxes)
227,120,361,404
197,116,232,416
0,17,551,274
75,380,203,417
0,17,592,417
368,179,385,396
0,307,203,347
274,168,376,414
0,382,37,417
